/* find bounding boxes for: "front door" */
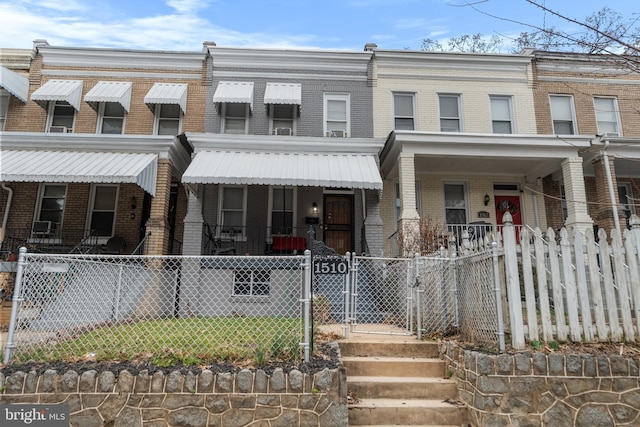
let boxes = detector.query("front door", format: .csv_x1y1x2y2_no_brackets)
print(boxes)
495,194,522,241
324,195,353,254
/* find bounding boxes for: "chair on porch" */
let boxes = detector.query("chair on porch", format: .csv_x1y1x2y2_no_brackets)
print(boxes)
103,236,126,255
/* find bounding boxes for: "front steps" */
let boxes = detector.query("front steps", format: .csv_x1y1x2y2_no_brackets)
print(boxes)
340,337,469,426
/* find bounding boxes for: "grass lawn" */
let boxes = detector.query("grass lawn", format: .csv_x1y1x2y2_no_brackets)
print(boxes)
13,316,303,366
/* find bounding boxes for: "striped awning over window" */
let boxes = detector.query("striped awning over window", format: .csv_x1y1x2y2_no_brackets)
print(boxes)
31,80,84,110
263,82,301,105
0,66,29,103
85,81,133,112
0,150,158,195
144,83,188,113
213,81,255,110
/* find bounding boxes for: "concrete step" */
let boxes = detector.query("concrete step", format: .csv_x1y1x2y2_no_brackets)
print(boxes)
348,376,458,400
339,340,440,358
342,356,446,378
348,398,469,426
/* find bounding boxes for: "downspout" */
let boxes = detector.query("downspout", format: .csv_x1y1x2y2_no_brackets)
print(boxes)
531,179,541,228
1,182,13,251
602,139,622,237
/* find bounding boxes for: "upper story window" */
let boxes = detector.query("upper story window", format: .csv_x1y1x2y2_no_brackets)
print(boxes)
550,95,576,135
594,97,621,137
98,102,126,134
264,82,301,136
47,101,75,133
490,96,513,134
0,90,8,130
155,104,181,135
393,93,415,130
270,104,297,135
88,184,118,239
33,184,67,238
439,94,461,132
324,93,350,137
222,103,250,134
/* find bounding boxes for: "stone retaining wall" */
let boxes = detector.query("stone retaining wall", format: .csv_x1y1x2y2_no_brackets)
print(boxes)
440,342,640,426
0,366,347,427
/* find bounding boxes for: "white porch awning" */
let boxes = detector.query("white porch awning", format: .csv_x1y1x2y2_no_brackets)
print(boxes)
0,66,29,103
264,82,301,105
0,150,158,195
213,81,254,110
182,150,382,190
31,80,84,110
144,83,188,113
85,81,133,112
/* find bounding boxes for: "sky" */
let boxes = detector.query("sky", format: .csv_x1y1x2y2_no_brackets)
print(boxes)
0,0,637,52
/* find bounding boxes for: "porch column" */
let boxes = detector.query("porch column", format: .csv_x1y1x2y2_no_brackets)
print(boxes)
364,189,383,257
144,158,172,255
561,157,593,233
398,152,420,254
592,155,624,235
182,186,204,255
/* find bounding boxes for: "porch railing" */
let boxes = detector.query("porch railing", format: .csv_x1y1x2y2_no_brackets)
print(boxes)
202,224,316,256
1,227,100,258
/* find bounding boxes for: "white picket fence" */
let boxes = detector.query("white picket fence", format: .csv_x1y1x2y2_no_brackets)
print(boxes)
502,213,640,350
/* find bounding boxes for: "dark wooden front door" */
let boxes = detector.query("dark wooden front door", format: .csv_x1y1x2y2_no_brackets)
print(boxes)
324,195,353,254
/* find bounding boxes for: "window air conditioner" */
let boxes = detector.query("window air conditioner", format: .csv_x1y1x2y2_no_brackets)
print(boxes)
49,126,71,133
273,127,293,136
603,132,619,137
32,221,52,236
326,130,347,137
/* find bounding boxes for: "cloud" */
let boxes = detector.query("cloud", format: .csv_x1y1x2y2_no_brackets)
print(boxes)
166,0,211,14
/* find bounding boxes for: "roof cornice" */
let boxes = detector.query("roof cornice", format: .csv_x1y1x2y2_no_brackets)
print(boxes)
184,133,385,154
205,46,373,73
38,46,205,71
0,132,192,174
374,49,532,69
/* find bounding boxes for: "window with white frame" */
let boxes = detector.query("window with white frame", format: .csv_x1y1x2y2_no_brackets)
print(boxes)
594,97,621,137
233,270,270,296
155,104,181,135
0,91,9,130
33,184,67,237
88,185,118,238
270,104,296,135
444,183,467,224
550,95,576,135
490,96,513,134
324,93,350,137
222,103,249,134
219,185,246,236
393,92,415,130
47,101,75,133
98,102,125,134
439,94,461,132
270,187,296,235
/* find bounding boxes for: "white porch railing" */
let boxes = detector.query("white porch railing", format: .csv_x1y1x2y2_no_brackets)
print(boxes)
502,213,640,350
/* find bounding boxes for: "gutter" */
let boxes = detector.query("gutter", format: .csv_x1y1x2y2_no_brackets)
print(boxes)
1,182,13,251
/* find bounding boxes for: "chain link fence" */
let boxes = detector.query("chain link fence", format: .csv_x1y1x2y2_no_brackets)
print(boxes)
5,252,309,365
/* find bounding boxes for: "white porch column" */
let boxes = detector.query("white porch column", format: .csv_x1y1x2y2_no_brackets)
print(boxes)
398,152,420,255
182,186,204,255
561,157,593,232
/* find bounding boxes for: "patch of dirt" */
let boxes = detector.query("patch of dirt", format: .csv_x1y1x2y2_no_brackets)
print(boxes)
0,337,342,378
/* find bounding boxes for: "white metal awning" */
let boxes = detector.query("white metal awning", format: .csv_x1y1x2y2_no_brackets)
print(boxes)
213,81,254,110
0,66,29,103
84,81,133,112
144,83,188,113
31,80,84,110
264,82,301,105
182,150,382,189
0,150,158,195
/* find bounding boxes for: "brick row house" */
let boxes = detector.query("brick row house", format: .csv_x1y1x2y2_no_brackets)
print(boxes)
1,42,639,259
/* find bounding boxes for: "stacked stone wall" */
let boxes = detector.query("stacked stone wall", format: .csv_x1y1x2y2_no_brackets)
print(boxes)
0,367,347,427
440,341,640,426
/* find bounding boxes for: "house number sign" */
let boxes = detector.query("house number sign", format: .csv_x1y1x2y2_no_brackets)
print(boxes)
313,259,348,275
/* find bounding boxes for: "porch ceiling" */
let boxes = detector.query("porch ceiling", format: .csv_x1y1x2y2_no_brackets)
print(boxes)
182,150,383,190
0,150,158,195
